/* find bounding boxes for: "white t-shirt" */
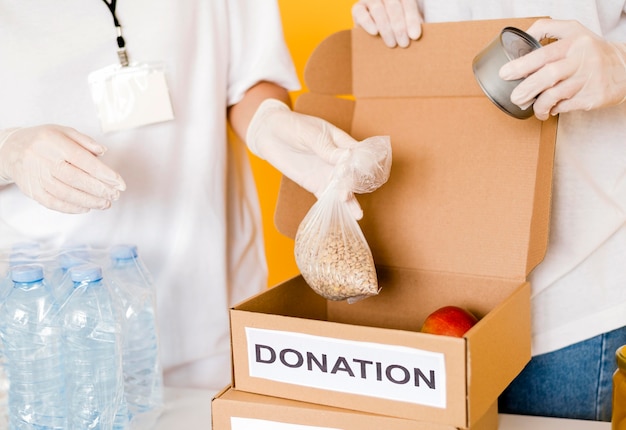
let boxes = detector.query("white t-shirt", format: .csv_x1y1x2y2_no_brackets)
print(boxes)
419,0,626,355
0,0,300,391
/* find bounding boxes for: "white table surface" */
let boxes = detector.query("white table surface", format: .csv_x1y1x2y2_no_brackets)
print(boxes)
157,387,612,429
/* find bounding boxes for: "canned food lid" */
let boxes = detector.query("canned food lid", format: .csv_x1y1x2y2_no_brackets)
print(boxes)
616,345,626,371
472,26,541,119
501,27,541,61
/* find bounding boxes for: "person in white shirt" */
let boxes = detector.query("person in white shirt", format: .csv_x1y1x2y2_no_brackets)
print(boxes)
0,0,366,394
353,0,626,421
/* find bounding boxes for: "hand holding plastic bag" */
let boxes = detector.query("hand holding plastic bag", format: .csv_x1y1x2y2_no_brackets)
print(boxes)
294,135,392,303
352,0,422,48
247,99,364,219
499,19,626,120
0,125,126,214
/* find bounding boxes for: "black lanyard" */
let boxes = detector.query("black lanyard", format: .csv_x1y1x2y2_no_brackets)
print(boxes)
101,0,129,66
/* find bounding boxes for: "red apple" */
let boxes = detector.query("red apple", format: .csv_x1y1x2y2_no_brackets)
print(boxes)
420,306,479,337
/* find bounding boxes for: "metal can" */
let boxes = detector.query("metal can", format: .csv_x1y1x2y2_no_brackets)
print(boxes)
472,27,542,119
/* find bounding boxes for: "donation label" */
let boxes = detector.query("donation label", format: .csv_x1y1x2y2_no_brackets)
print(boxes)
245,327,447,408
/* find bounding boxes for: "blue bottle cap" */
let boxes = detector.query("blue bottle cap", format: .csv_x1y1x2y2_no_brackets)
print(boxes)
69,264,103,283
11,264,44,283
110,244,138,260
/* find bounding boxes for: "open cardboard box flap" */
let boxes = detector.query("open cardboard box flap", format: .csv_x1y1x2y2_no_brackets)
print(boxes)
275,17,557,282
232,17,557,428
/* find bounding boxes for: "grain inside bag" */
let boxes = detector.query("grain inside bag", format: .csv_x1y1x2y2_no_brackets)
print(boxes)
294,135,391,303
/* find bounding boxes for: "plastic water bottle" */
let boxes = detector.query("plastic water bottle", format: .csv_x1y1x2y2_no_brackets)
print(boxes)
63,264,128,430
0,264,66,429
0,258,15,429
109,244,163,426
0,253,18,428
48,248,92,305
0,246,43,429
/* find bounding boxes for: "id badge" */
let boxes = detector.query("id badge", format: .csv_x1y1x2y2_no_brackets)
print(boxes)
88,63,174,133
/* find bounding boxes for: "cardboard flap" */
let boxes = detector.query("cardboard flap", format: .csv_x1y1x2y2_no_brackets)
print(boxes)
352,23,483,98
303,30,352,95
276,18,557,281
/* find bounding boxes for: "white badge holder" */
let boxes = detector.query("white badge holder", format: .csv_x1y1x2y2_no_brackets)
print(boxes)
88,62,174,133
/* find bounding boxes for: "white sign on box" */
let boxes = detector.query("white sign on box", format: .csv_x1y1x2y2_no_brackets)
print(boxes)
245,328,447,408
231,417,341,430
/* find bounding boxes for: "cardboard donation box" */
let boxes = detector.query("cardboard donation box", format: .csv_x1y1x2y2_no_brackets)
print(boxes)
212,386,498,430
229,18,557,429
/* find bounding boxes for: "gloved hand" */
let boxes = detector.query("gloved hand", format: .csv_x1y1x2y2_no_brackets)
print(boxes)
0,125,126,214
246,99,366,220
352,0,422,48
499,19,626,120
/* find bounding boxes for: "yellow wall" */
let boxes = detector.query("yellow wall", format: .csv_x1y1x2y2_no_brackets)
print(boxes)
249,1,356,287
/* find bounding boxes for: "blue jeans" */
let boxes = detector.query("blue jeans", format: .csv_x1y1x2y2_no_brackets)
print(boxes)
498,326,626,421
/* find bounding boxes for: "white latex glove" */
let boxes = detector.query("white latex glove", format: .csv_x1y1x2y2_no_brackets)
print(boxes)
352,0,422,48
0,125,126,214
499,19,626,120
246,99,365,220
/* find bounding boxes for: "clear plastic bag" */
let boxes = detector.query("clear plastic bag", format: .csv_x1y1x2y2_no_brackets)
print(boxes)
294,135,392,303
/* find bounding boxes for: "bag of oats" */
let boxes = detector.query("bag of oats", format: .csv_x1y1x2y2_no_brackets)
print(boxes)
294,135,392,303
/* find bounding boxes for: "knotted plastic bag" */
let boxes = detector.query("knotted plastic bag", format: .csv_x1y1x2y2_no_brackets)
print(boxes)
294,135,392,303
